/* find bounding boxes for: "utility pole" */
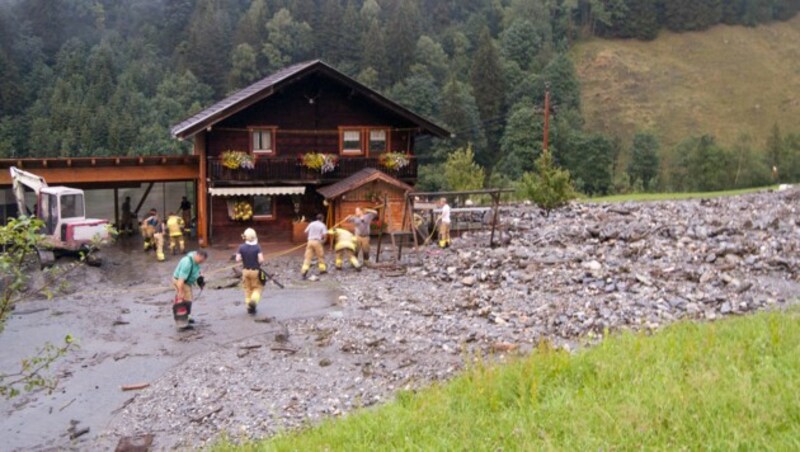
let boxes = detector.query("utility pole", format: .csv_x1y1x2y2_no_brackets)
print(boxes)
543,82,551,156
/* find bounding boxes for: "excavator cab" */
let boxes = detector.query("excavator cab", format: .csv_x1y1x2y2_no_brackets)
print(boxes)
9,166,110,267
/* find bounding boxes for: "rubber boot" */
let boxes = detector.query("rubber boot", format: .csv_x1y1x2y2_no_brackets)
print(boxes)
318,263,327,274
350,256,361,271
301,264,310,279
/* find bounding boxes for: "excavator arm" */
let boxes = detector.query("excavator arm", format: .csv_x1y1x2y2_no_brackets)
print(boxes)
9,166,48,217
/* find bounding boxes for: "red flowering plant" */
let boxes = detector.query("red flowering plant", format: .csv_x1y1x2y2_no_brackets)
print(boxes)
369,217,387,235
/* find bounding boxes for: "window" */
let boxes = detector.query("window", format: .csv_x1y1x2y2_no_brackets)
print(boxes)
341,129,363,155
252,195,274,220
369,129,388,155
251,129,275,154
60,194,84,219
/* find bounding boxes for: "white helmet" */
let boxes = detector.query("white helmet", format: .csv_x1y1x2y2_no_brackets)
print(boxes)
242,228,257,242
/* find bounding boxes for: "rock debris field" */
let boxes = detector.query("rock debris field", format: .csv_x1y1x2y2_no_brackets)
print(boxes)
6,189,800,450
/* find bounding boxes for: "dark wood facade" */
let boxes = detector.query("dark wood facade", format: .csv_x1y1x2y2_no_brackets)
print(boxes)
175,61,448,245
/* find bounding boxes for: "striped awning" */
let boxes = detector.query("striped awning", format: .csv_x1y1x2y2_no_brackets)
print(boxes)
209,186,306,197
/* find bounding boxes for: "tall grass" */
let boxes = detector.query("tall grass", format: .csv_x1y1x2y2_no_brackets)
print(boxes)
220,309,800,451
587,185,777,203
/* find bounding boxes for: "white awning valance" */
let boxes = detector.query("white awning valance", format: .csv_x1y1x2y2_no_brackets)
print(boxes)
209,186,306,197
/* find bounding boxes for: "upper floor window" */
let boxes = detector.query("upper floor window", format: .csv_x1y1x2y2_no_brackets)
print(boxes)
340,127,391,156
369,129,388,155
251,128,275,155
341,129,363,155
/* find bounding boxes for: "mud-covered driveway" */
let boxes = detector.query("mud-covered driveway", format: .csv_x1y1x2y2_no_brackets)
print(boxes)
0,241,342,450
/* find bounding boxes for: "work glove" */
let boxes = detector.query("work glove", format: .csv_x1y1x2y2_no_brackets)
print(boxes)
196,276,205,289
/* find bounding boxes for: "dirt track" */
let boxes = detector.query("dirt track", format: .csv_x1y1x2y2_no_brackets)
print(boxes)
2,189,800,450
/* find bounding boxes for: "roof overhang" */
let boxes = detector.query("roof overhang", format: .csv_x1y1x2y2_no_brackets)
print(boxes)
209,186,306,197
317,168,413,200
171,60,451,140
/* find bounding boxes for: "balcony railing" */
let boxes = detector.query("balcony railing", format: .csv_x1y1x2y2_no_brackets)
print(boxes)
208,156,418,184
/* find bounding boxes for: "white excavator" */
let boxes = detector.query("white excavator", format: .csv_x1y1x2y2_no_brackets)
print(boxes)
9,166,111,267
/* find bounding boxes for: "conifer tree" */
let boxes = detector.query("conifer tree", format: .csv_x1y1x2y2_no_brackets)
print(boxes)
469,28,506,170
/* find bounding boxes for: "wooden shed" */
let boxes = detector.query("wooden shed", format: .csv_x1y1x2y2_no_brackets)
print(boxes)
316,168,412,234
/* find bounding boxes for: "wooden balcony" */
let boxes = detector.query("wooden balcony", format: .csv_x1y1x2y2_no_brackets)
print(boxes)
208,156,418,185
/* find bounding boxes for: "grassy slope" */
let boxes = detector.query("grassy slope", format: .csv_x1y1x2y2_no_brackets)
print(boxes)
223,310,800,451
573,15,800,150
587,184,776,203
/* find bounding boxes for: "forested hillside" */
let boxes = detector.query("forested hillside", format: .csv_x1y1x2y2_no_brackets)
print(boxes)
0,0,798,194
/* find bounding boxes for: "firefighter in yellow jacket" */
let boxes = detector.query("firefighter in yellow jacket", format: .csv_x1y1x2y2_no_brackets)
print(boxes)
166,212,185,255
152,217,167,262
328,227,361,271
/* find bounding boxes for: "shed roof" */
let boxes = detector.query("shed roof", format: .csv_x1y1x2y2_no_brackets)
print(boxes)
171,60,450,140
316,168,413,200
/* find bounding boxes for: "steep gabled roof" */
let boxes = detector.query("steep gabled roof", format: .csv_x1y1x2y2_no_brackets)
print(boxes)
171,60,450,140
316,168,413,200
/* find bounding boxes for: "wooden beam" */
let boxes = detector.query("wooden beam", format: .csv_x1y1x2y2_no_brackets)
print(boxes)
0,165,199,186
134,182,155,216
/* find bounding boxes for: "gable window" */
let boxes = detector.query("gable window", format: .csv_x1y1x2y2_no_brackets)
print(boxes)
368,129,388,155
341,129,363,155
252,195,274,220
251,128,275,155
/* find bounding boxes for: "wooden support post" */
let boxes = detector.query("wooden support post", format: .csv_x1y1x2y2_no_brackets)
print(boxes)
489,190,500,247
410,196,420,250
134,182,155,216
375,194,388,263
114,188,119,230
326,202,334,250
196,132,209,247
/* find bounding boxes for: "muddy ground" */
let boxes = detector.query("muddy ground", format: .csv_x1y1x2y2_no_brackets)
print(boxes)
2,188,800,450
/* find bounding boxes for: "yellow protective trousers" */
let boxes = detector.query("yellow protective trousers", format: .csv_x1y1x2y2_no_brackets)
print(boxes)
242,269,262,305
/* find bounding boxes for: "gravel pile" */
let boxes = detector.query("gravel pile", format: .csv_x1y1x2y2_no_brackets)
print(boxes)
101,188,800,449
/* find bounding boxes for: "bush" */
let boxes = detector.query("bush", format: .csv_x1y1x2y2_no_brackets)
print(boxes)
517,152,576,215
443,144,485,192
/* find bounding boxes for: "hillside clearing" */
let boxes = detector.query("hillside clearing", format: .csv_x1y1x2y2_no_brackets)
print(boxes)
573,15,800,150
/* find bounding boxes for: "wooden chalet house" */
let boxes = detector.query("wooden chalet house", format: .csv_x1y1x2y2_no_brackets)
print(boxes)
171,60,450,245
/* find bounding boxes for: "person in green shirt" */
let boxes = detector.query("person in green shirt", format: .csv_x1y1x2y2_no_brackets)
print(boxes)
172,250,208,328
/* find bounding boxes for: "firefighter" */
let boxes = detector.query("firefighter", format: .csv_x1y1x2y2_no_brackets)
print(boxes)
437,197,451,248
166,211,185,255
301,214,328,279
152,215,167,262
172,250,208,329
328,226,361,271
179,196,192,233
236,228,265,314
347,207,378,264
140,208,159,251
